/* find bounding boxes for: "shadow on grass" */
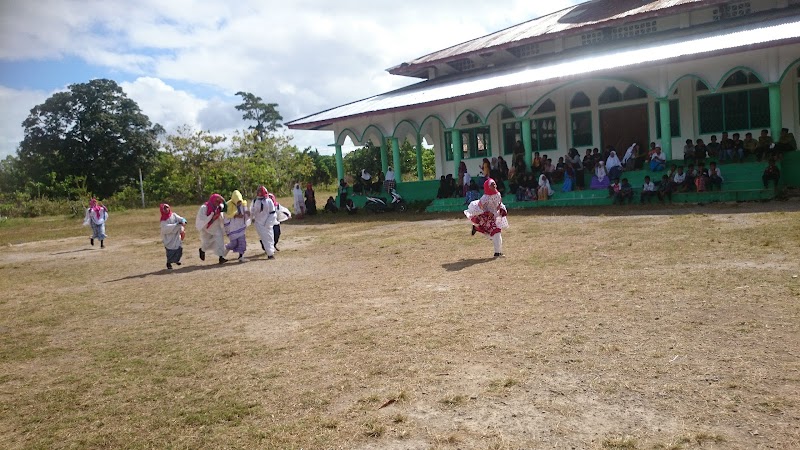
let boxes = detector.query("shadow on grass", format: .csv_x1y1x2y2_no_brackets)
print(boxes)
105,258,256,282
442,258,496,272
50,248,94,256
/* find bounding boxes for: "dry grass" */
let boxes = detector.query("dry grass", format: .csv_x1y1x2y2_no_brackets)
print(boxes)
1,200,800,449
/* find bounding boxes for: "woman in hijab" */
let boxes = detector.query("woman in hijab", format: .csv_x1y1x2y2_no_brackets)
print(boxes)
457,161,468,195
251,186,277,260
590,161,610,190
195,193,227,264
292,182,306,219
622,143,637,170
224,190,250,261
338,179,349,208
83,197,109,248
304,183,317,215
538,174,554,200
159,203,187,270
464,178,508,258
606,150,623,181
562,163,575,193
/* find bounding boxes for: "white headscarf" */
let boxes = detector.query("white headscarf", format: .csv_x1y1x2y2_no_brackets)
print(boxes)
622,144,636,165
606,151,622,170
361,169,371,181
538,174,554,196
385,167,395,181
595,161,608,180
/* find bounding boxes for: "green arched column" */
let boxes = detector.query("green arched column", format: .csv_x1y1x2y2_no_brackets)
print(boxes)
768,83,782,141
658,98,672,160
391,138,402,184
332,144,344,181
521,119,533,170
416,134,424,181
451,129,462,176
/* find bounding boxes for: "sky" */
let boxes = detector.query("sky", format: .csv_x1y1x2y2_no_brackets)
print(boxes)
0,0,582,159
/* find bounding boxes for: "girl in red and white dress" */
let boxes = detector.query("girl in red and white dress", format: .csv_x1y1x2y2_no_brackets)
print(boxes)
465,178,509,258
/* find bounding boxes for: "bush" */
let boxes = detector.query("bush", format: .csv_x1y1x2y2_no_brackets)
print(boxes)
0,195,86,218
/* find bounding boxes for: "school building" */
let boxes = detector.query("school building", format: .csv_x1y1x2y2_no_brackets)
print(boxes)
287,0,800,207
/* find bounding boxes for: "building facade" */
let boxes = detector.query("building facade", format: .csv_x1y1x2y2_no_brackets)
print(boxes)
288,0,800,185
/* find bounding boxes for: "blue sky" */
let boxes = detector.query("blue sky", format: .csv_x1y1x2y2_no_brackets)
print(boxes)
0,0,580,159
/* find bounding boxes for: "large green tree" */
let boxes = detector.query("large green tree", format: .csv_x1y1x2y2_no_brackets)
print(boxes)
162,125,227,202
18,79,162,198
235,91,283,141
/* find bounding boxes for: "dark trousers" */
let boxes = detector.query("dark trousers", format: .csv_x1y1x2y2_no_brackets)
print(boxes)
762,173,780,189
708,175,723,190
339,192,348,208
273,224,281,245
640,191,656,203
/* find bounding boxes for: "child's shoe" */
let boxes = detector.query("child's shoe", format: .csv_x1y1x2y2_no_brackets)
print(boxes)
218,256,227,264
167,263,173,270
90,238,94,246
199,249,205,261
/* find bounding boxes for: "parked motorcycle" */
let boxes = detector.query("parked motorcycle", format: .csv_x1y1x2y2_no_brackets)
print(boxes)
364,189,407,213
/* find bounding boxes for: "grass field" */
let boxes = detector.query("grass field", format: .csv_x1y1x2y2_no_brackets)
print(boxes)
1,199,799,449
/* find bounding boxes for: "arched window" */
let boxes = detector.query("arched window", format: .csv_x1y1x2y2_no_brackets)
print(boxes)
500,108,515,120
696,80,709,91
623,84,648,101
570,92,591,109
598,86,622,105
722,70,760,88
534,99,556,114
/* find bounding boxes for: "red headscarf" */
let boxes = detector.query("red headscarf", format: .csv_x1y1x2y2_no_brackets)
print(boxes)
89,197,105,219
204,193,224,216
268,192,279,207
160,203,172,221
483,178,498,196
256,185,268,198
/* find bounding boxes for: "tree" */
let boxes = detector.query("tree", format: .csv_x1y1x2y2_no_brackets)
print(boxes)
343,143,383,179
18,79,161,198
235,91,283,141
303,147,336,187
163,126,227,202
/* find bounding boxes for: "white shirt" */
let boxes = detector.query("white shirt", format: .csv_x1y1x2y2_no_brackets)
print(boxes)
385,169,395,181
709,167,723,181
652,152,666,163
673,172,685,183
160,213,185,250
642,181,656,192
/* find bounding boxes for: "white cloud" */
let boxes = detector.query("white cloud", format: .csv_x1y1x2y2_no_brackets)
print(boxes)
0,0,583,157
120,77,209,132
0,86,51,158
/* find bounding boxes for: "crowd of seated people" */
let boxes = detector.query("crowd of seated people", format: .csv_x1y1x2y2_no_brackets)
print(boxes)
350,128,794,208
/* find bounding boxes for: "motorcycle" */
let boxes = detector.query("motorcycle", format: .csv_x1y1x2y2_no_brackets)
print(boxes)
364,189,407,213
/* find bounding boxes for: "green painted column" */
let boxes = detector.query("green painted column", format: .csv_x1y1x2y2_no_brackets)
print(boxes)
380,139,389,176
391,138,402,184
451,129,462,176
333,144,344,181
768,83,782,142
415,135,424,181
521,119,533,171
658,98,672,160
